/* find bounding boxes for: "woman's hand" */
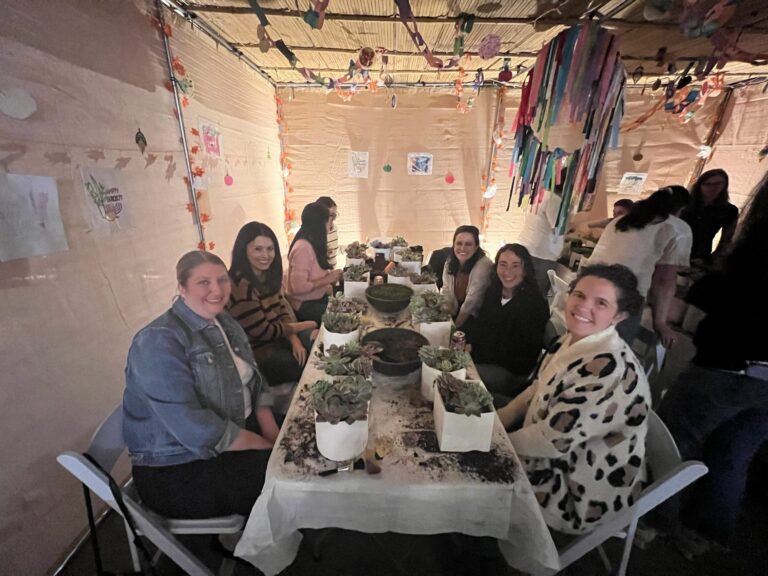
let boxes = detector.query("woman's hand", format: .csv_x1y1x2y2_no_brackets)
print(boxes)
289,333,308,365
329,269,344,284
287,320,317,336
310,328,320,341
226,429,273,451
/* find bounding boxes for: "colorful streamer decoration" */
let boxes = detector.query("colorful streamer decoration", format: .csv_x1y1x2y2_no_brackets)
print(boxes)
506,22,626,233
394,0,463,69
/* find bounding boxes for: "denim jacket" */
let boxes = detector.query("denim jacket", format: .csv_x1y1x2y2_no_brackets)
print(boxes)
123,298,273,467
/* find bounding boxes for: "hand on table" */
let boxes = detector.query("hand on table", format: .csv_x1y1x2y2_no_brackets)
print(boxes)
290,334,308,365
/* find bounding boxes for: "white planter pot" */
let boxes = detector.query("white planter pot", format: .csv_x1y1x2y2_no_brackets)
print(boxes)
322,326,359,352
315,414,369,462
420,363,466,402
417,320,452,348
433,383,493,452
346,257,365,267
344,276,369,300
373,247,391,260
387,274,411,286
411,282,438,295
400,260,422,274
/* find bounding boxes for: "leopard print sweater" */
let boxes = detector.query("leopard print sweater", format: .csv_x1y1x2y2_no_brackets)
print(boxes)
509,327,650,534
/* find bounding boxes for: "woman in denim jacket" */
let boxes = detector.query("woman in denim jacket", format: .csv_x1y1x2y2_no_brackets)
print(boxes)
123,250,278,518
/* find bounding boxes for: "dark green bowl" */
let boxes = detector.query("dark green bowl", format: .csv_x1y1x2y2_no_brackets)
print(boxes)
365,283,414,314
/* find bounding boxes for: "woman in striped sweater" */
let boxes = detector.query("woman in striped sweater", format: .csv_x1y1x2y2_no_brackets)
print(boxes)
228,222,317,389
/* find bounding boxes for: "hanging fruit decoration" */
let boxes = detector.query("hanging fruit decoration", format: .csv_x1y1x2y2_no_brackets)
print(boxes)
383,163,392,172
498,58,513,82
135,129,148,154
477,34,501,59
359,47,375,68
445,172,455,184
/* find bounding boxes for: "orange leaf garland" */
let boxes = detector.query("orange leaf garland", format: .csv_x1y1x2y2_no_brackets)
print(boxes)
191,128,200,136
208,241,215,250
200,213,211,223
192,166,205,177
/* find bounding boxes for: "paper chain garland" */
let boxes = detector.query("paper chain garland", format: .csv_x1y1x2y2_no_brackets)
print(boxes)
507,22,626,234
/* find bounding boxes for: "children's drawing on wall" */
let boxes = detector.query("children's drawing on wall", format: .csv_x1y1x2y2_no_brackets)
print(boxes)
407,152,433,176
199,118,223,157
0,172,68,262
348,151,369,178
81,167,130,234
618,172,648,196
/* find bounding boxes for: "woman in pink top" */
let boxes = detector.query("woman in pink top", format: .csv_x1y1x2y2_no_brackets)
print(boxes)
285,202,343,325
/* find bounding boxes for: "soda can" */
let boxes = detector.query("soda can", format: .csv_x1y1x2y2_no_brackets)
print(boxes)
450,331,466,351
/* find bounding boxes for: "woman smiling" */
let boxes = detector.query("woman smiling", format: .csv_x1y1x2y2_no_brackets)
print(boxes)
498,264,650,534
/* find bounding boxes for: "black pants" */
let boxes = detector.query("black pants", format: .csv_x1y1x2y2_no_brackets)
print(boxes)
133,414,271,518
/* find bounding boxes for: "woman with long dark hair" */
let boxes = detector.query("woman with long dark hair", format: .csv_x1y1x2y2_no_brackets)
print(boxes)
228,222,317,391
441,225,494,328
681,169,738,267
659,171,768,557
285,202,343,325
587,186,692,347
463,244,549,404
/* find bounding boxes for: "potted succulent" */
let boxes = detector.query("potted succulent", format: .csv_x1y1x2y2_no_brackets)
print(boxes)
418,345,471,401
387,264,412,286
344,241,368,267
369,239,392,260
343,264,370,300
399,248,423,273
390,236,409,261
408,270,438,294
326,293,368,315
315,341,383,379
312,375,372,462
433,373,494,452
321,312,361,351
409,290,452,348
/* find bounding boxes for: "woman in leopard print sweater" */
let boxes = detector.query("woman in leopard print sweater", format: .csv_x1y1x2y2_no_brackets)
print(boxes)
499,264,651,534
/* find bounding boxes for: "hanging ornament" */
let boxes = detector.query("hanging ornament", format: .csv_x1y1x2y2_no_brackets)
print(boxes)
478,34,501,59
390,94,397,108
482,184,497,199
759,145,768,161
474,69,484,91
655,46,668,66
224,170,233,186
633,151,644,161
651,78,662,91
498,58,513,82
359,47,375,68
632,66,644,84
383,163,392,172
445,172,455,184
383,74,394,87
135,129,147,154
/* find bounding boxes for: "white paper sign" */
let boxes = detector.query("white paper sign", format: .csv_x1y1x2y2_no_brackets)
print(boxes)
0,173,68,261
81,167,130,234
407,152,433,176
618,172,647,196
348,151,369,178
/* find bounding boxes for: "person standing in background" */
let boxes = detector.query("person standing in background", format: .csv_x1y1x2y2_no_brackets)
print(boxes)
517,191,566,295
316,196,338,268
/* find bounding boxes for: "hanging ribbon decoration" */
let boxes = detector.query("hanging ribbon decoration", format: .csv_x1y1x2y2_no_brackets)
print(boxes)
506,21,626,232
394,0,464,69
303,0,330,30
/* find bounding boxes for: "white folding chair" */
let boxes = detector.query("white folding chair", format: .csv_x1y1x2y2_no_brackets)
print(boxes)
537,410,708,576
57,404,245,576
547,269,570,336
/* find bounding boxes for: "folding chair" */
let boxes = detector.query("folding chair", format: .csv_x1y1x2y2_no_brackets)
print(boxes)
546,269,570,337
57,404,245,576
536,410,708,576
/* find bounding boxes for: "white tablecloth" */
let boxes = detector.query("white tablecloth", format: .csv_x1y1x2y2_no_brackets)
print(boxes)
235,309,560,575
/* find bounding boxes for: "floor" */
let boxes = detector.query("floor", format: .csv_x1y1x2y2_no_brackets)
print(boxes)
56,480,768,576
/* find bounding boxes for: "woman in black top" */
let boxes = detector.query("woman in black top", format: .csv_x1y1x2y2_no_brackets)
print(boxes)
464,244,549,405
658,170,768,555
681,169,738,267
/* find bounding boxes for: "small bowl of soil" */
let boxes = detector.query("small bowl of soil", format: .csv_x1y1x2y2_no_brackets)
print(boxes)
362,328,429,376
365,283,414,314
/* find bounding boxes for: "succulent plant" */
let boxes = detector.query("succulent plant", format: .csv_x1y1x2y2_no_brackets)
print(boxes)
326,294,368,314
322,312,361,334
409,270,437,285
388,264,411,277
343,263,370,282
399,249,422,262
409,290,451,323
435,373,493,417
315,341,383,378
311,375,373,424
418,345,471,372
344,241,369,259
370,239,391,249
390,236,408,247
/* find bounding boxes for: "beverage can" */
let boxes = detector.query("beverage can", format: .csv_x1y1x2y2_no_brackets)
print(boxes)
450,331,466,351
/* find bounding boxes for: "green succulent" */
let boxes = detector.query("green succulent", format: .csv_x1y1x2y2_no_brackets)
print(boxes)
409,290,451,323
311,375,373,424
326,294,368,314
370,239,391,249
390,236,408,247
399,249,422,262
343,263,370,282
322,312,361,334
409,271,437,285
315,341,383,377
344,241,369,258
388,264,411,277
418,345,471,372
435,373,493,418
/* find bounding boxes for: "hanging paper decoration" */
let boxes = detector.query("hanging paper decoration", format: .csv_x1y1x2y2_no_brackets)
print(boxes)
474,69,484,92
394,0,462,69
135,129,147,154
506,22,626,232
681,0,738,39
224,169,233,186
303,0,330,30
445,172,455,184
391,94,397,108
632,66,644,84
477,34,501,59
359,47,375,68
383,163,392,173
498,59,513,82
759,145,768,161
452,13,475,60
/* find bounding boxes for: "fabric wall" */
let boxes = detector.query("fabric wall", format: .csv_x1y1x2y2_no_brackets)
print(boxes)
0,1,281,573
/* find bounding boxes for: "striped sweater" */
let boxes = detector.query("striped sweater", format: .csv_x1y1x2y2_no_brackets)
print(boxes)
227,276,293,362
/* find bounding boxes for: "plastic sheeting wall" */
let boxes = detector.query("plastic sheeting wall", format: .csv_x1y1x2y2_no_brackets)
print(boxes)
0,1,282,573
